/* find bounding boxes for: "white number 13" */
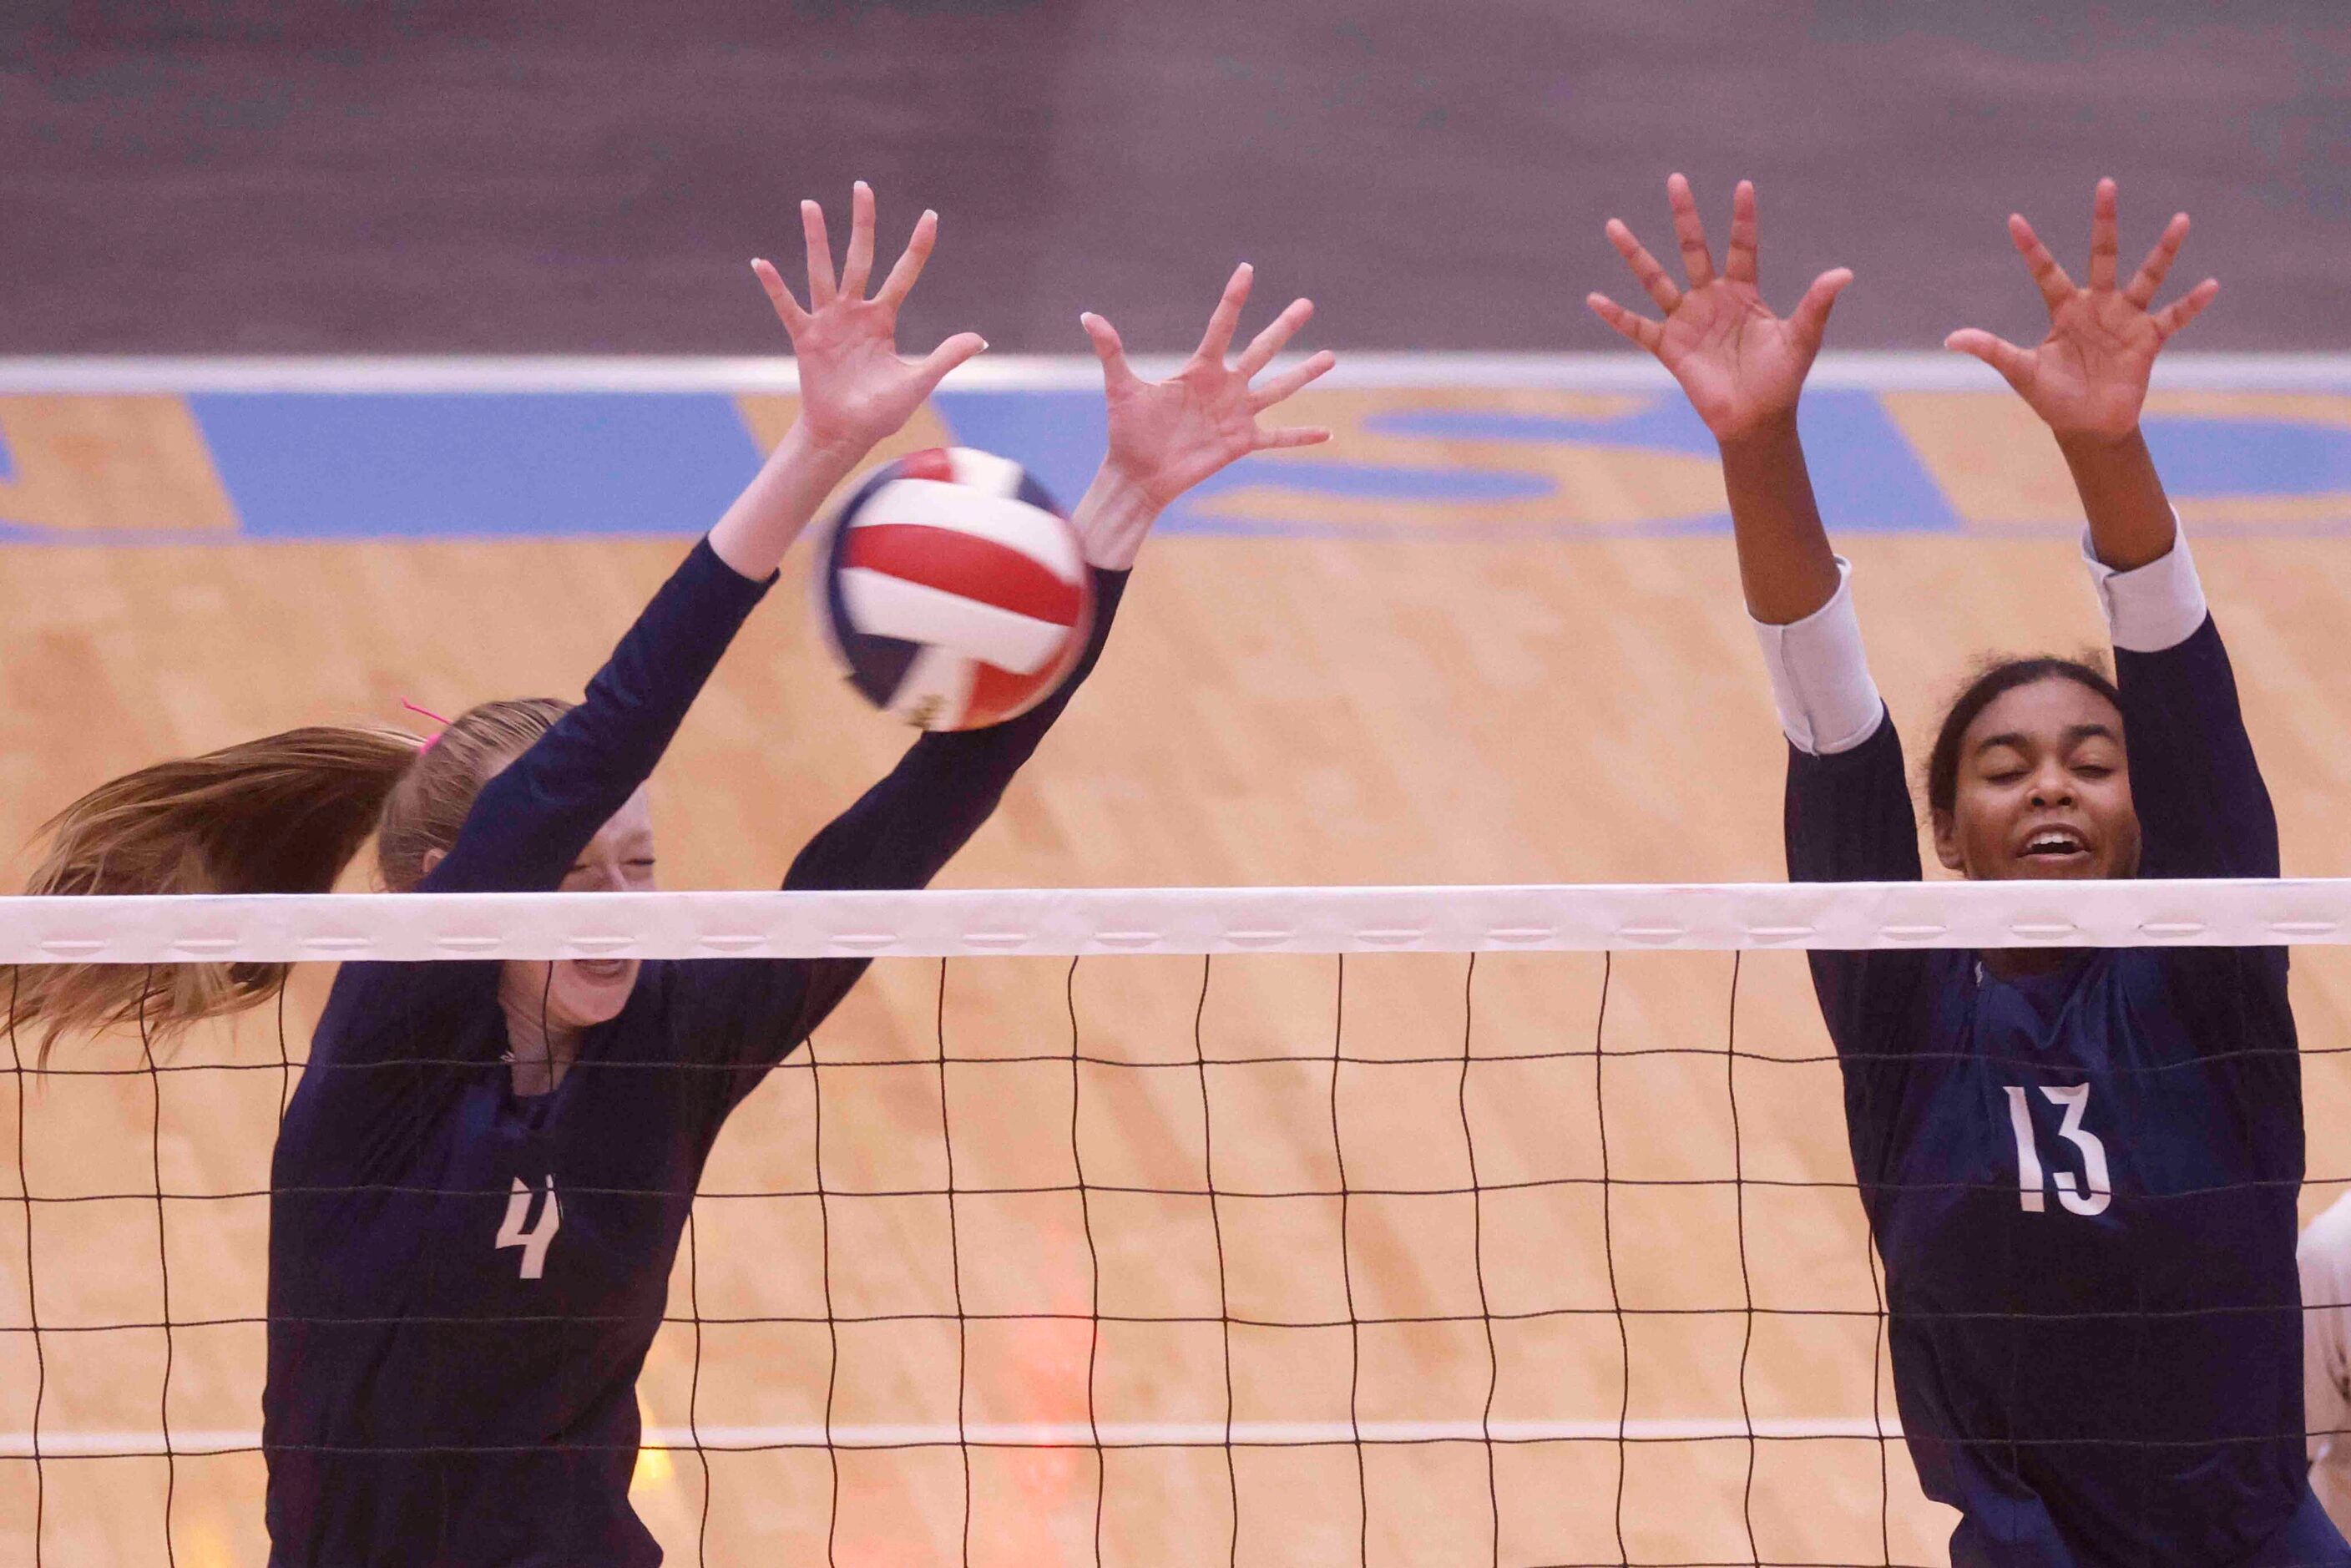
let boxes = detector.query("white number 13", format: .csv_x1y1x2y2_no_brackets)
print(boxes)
2004,1084,2112,1216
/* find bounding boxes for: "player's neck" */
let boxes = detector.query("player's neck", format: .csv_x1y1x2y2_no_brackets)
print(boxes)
1979,947,2081,982
498,1002,583,1096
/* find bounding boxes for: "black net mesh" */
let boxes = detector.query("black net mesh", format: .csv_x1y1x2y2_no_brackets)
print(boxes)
7,943,2346,1565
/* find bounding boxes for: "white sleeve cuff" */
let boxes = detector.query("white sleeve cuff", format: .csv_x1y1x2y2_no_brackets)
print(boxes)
1750,559,1885,756
2081,513,2208,653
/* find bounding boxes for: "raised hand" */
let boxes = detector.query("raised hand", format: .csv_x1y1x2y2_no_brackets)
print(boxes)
751,180,988,461
1083,264,1335,508
708,183,987,578
1065,264,1335,569
1945,178,2218,440
1588,175,1852,441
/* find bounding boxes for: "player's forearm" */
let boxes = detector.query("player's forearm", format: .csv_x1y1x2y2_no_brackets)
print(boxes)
783,567,1126,892
436,539,769,892
1069,462,1161,571
1718,413,1842,625
2060,426,2178,571
707,420,868,580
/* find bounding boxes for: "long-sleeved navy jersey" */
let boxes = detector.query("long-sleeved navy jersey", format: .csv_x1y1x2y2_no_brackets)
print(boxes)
1788,615,2348,1566
262,539,1126,1567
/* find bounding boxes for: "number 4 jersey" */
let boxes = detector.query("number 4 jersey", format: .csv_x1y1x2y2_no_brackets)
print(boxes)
260,542,1129,1568
1784,614,2348,1568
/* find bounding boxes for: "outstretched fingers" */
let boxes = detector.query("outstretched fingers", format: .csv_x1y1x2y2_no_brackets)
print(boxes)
800,200,837,307
1585,291,1663,352
909,331,989,396
2152,277,2220,341
1787,267,1853,348
1723,180,1760,286
1080,311,1135,387
2087,177,2121,292
1196,264,1256,362
840,180,877,300
749,257,808,332
874,209,941,311
1666,173,1716,290
1248,347,1337,412
1605,220,1681,315
1254,423,1332,451
1945,327,2035,391
2125,212,2192,309
2009,213,2075,314
1236,297,1313,377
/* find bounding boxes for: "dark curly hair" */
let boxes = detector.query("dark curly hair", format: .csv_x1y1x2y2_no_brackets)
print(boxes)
1924,655,2123,817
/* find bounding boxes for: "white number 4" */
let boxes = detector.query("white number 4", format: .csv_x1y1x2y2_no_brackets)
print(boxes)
496,1176,562,1279
2004,1084,2111,1216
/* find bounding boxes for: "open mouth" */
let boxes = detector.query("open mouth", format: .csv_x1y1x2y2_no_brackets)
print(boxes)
571,958,634,982
2017,826,2092,867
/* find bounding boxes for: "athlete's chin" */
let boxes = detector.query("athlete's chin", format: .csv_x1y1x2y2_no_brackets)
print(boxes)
554,959,641,1024
1996,853,2111,881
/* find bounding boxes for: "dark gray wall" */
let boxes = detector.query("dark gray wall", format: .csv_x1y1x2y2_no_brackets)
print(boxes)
6,1,2346,352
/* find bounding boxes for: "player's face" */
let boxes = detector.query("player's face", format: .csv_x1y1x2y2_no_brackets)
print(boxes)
1932,677,2141,881
520,789,658,1031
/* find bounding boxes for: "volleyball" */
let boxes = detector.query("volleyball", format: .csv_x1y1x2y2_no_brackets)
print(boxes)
34,25,2351,1565
817,446,1095,731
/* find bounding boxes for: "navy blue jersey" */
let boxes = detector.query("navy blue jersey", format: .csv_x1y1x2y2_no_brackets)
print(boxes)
1789,616,2348,1566
262,539,1127,1567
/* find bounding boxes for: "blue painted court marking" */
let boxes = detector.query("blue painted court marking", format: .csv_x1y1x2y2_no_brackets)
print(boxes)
936,387,1552,534
189,393,763,539
1160,511,1740,541
929,388,1105,514
1369,398,1718,457
1363,390,1959,532
0,359,2339,542
1186,460,1552,503
2142,416,2351,498
1797,389,1961,531
7,352,2349,394
1161,460,1556,536
0,521,230,545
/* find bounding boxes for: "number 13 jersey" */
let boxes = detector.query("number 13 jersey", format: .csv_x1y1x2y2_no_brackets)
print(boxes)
1786,615,2346,1568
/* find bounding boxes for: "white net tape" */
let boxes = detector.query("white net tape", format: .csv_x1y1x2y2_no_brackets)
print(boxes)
3,877,2348,962
10,879,2346,1565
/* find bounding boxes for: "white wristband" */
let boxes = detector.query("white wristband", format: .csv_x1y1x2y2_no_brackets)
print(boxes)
2081,513,2208,654
1750,559,1885,756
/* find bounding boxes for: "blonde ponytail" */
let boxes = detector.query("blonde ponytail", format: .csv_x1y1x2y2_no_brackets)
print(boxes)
9,726,421,1057
9,697,570,1060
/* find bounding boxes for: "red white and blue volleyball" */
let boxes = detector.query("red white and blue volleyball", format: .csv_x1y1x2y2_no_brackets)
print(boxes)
818,448,1095,731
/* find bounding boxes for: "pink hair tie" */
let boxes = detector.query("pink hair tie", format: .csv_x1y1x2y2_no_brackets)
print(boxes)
400,698,453,754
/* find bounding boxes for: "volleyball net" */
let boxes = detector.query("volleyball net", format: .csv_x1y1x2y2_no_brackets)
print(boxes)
8,881,2351,1567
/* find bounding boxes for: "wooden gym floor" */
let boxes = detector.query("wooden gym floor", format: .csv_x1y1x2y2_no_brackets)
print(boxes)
8,361,2351,1565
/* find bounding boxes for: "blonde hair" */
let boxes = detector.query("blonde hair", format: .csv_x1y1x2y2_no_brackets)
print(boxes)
8,698,570,1060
